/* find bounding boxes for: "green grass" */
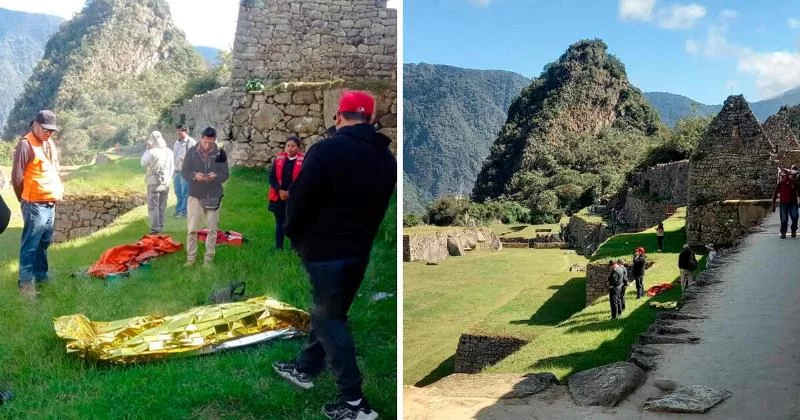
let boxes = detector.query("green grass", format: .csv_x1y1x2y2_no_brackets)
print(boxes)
402,248,587,386
575,207,606,224
483,207,707,381
63,158,148,195
0,163,397,419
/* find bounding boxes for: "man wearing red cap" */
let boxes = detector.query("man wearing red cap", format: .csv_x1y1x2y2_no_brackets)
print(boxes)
273,90,395,419
632,247,647,299
10,110,64,299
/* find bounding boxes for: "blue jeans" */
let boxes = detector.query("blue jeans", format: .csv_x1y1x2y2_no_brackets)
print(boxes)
779,202,799,235
19,202,55,286
295,257,369,401
173,173,189,216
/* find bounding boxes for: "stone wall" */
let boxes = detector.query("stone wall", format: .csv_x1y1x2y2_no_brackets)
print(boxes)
171,87,232,137
631,160,689,204
54,194,146,242
453,334,528,374
402,228,501,263
585,260,655,305
762,113,800,154
231,0,396,88
686,200,771,247
562,214,612,255
620,193,672,229
225,82,397,167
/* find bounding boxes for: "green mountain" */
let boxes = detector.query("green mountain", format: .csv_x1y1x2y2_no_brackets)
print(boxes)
644,87,800,127
403,63,530,214
194,45,222,67
2,0,206,163
472,39,663,222
0,8,63,133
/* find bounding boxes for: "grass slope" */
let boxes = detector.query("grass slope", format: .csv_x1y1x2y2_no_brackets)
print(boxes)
483,208,707,380
402,248,587,385
0,159,397,419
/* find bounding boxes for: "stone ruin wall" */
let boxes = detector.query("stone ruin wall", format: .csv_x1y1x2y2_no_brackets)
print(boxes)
620,160,688,228
225,83,396,167
562,214,612,255
220,0,397,166
402,228,501,263
453,334,528,374
687,96,777,245
170,87,233,139
686,200,771,247
54,194,146,242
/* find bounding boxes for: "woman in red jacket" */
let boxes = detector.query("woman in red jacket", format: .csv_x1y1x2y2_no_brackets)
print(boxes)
268,136,304,250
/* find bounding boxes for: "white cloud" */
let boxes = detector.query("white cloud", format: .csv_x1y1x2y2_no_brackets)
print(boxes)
687,11,800,99
469,0,494,6
656,4,706,29
721,9,737,21
724,79,739,94
0,0,238,50
790,18,800,29
619,0,655,21
387,0,400,10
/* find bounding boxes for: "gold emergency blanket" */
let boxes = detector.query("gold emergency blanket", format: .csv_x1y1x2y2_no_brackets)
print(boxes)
53,296,310,364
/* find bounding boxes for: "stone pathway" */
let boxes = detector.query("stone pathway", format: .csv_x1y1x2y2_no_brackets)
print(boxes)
404,212,800,419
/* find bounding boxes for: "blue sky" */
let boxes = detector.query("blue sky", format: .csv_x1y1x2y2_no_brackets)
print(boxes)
404,0,800,104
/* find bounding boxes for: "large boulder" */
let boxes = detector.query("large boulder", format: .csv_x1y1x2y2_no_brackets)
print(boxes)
642,385,732,413
447,236,464,257
567,361,646,407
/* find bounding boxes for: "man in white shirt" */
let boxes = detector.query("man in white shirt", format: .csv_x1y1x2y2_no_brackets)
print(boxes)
173,125,196,217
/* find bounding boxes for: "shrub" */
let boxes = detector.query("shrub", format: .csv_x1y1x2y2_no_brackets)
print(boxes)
425,196,471,226
403,214,425,227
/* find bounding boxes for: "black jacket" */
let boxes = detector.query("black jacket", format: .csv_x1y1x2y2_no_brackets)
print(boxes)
608,266,626,288
285,123,396,262
678,249,697,270
182,143,229,201
632,254,646,276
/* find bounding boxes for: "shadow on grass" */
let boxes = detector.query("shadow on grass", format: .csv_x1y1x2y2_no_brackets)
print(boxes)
509,277,585,326
414,354,456,387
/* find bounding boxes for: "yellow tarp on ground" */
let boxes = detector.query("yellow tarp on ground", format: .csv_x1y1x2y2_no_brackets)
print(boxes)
54,296,310,364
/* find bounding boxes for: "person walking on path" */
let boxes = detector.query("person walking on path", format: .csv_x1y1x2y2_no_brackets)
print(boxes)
656,222,665,251
617,258,628,312
10,110,64,299
172,125,196,218
608,260,625,319
140,131,174,234
272,91,396,420
772,169,799,239
267,136,304,251
678,243,698,295
632,247,647,299
182,127,228,266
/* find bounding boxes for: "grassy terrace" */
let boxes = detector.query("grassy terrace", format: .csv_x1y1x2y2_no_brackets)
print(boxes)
0,159,397,419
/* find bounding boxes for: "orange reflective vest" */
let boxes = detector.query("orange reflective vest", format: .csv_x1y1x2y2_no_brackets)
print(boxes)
268,153,304,202
21,133,64,202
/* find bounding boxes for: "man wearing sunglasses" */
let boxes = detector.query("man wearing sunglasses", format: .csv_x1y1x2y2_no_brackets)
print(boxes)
10,110,64,299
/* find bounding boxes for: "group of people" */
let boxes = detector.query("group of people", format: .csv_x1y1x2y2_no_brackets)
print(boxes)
8,90,397,420
606,246,648,319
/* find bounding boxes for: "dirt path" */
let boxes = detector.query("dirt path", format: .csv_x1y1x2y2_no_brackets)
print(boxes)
404,212,800,419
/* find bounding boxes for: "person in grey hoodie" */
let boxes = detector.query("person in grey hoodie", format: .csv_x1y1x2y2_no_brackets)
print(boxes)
141,131,174,234
181,127,228,266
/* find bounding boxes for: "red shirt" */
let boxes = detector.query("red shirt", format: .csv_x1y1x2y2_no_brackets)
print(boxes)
774,180,798,204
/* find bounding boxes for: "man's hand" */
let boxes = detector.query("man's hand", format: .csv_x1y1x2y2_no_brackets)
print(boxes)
279,190,289,200
772,201,776,213
194,173,207,182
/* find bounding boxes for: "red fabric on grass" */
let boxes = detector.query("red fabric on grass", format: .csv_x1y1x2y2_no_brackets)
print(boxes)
87,235,182,278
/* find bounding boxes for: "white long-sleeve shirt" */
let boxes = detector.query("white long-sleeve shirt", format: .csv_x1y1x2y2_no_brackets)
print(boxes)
173,136,196,172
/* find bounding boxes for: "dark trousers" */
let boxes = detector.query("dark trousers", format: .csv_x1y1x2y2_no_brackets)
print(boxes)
657,235,664,250
609,286,622,318
619,284,627,311
296,257,369,401
269,203,287,250
779,202,799,235
633,275,644,298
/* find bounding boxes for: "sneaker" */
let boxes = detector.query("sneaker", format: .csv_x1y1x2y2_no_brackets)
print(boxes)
19,283,39,299
273,361,314,390
322,399,378,420
793,231,797,238
781,234,787,239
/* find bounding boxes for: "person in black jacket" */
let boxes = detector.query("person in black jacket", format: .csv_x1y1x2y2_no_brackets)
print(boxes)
608,260,625,319
678,243,697,294
632,247,647,299
272,91,395,420
267,136,304,250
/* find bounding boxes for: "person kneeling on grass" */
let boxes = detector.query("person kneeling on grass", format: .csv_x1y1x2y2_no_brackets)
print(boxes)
272,91,396,420
182,127,228,267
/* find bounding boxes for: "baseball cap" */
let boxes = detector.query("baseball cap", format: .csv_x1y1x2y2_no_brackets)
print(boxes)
34,110,59,131
635,247,645,254
337,91,375,119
